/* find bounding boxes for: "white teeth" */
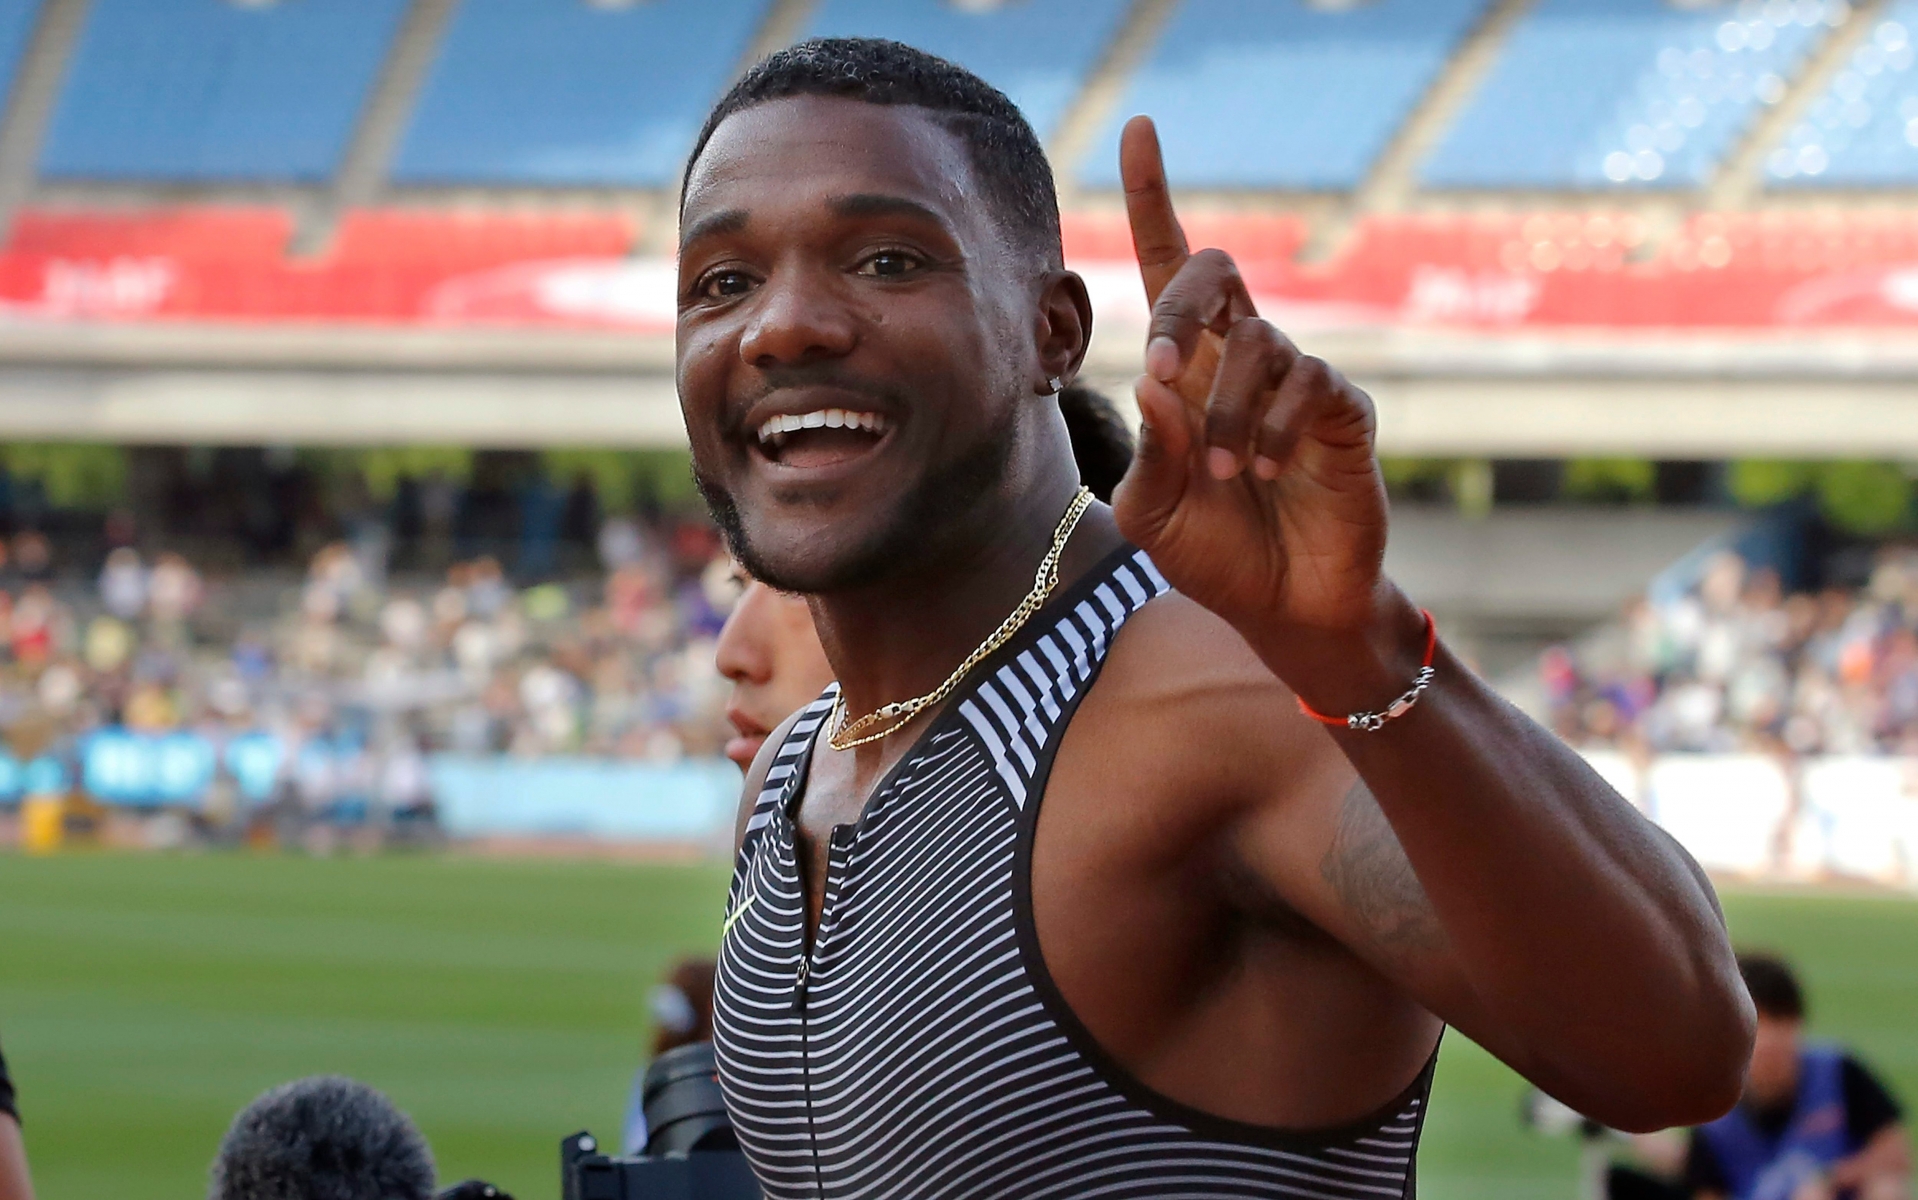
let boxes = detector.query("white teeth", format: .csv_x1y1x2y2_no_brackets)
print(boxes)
754,409,891,445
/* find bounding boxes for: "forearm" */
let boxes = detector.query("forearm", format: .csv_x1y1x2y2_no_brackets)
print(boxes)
0,1115,33,1200
1247,584,1751,1129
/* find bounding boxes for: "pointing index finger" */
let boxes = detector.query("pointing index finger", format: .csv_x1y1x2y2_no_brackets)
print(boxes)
1121,116,1187,308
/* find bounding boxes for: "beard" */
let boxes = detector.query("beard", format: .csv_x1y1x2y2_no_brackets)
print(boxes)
697,412,1017,596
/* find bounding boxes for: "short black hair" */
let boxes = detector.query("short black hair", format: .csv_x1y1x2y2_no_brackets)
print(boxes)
683,37,1063,267
209,1075,436,1200
1738,952,1806,1021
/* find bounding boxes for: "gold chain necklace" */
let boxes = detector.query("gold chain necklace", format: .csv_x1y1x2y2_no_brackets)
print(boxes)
826,487,1095,751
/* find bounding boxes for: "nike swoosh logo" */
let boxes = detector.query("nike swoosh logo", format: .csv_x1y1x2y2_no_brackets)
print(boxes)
722,889,757,939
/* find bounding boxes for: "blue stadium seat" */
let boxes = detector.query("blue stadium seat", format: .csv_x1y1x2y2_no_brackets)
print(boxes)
40,0,408,182
394,0,769,188
1769,0,1918,185
1078,0,1490,191
0,0,41,116
1425,0,1844,190
803,0,1132,140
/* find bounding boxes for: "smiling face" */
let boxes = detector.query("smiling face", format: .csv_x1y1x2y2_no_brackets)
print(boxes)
676,95,1062,595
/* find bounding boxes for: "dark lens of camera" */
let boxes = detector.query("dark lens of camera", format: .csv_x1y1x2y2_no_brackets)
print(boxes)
641,1041,737,1156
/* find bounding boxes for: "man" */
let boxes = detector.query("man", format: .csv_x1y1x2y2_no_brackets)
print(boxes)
1689,954,1908,1200
714,384,1133,771
683,38,1751,1199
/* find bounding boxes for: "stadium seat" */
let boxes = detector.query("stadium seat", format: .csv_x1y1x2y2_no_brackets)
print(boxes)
1425,0,1846,190
1768,0,1918,186
393,0,769,187
1077,0,1491,191
802,0,1132,141
0,0,42,117
40,0,409,181
5,207,293,262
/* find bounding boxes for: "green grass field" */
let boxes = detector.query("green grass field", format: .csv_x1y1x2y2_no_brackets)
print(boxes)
0,854,1912,1200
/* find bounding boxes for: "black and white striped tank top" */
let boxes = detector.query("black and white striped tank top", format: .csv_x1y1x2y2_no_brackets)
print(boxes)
714,544,1435,1199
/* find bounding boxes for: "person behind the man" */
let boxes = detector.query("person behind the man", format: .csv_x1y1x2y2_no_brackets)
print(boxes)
682,38,1753,1199
1689,954,1909,1200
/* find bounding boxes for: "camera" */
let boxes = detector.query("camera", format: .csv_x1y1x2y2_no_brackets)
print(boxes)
560,1042,762,1200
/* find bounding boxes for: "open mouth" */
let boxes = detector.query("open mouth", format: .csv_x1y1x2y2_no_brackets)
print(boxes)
753,408,892,471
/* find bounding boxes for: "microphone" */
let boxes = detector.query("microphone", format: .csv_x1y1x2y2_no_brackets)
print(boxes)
209,1075,437,1200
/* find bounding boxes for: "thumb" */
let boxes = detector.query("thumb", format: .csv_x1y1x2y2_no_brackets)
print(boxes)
1113,374,1191,548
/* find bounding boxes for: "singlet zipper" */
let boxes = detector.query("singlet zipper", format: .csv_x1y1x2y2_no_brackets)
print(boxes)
797,827,850,1199
799,961,823,1198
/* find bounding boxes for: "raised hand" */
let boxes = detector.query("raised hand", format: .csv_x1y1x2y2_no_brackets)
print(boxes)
1111,116,1392,643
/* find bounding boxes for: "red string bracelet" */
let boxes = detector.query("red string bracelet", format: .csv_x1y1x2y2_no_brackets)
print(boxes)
1296,609,1439,733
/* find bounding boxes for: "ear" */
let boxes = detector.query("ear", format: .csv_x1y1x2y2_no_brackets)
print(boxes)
1033,269,1093,394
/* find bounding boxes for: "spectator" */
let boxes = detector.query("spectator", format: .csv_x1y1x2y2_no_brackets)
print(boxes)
98,548,146,621
1547,545,1918,756
1688,953,1909,1200
209,1075,434,1200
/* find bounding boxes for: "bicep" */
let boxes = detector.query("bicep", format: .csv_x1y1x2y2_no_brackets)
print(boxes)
1228,764,1532,1069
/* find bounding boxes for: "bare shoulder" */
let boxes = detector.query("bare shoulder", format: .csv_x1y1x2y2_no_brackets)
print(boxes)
1055,591,1349,844
1089,590,1332,760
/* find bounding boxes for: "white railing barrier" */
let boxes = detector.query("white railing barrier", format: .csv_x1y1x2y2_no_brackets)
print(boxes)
1582,750,1918,888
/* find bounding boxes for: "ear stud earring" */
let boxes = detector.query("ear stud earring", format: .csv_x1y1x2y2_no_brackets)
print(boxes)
1046,376,1064,394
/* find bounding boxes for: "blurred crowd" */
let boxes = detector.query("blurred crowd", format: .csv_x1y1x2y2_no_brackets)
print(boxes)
1544,546,1918,756
0,510,737,825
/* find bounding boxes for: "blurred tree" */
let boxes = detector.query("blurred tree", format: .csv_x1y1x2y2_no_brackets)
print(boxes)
338,446,473,500
1729,459,1912,535
1727,460,1817,508
1815,462,1911,535
1379,457,1455,505
1563,458,1655,504
0,443,126,508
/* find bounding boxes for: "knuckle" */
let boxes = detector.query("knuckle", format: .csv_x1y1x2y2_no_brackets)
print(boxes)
1150,296,1200,323
1190,247,1240,277
1223,316,1280,347
1292,355,1333,388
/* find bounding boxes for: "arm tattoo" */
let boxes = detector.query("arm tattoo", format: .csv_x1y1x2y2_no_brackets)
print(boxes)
1320,779,1447,956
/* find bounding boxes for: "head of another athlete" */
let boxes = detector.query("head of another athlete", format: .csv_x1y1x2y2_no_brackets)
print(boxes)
677,37,1092,595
